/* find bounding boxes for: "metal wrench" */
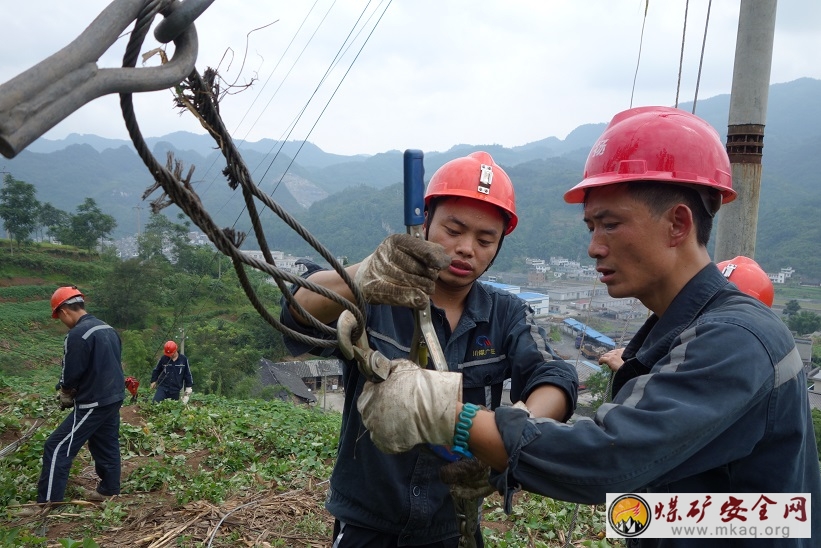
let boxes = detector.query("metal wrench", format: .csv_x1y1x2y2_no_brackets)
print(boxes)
0,0,203,159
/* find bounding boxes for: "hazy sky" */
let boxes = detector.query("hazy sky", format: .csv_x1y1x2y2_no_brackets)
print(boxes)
1,1,818,156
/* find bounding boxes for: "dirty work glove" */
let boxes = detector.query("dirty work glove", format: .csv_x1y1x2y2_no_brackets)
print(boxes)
56,387,77,409
337,309,391,381
440,457,495,500
355,234,451,309
181,387,192,404
358,359,462,454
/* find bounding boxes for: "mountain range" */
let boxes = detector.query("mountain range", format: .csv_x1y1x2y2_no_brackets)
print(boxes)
3,78,820,280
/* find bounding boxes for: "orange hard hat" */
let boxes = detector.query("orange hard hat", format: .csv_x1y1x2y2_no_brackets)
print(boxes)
716,256,774,307
564,106,736,213
50,286,85,318
164,341,178,356
425,151,518,234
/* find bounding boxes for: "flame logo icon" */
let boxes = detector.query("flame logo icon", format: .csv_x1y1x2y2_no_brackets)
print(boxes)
608,494,651,537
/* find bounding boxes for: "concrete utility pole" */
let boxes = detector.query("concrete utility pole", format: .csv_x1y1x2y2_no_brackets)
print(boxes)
133,205,143,236
714,0,777,262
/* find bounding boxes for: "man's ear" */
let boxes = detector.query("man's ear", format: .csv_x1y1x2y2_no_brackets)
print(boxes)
668,204,694,247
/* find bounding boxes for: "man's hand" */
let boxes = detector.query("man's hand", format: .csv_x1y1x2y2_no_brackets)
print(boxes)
182,387,192,404
355,234,451,309
56,387,76,409
599,348,625,372
358,359,461,454
150,382,157,390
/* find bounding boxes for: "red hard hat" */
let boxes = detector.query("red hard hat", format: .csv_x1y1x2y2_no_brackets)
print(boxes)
564,106,736,211
716,256,774,307
51,286,85,318
425,151,518,235
164,341,178,356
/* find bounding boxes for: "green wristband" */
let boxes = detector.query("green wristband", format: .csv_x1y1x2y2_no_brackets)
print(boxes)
451,402,479,458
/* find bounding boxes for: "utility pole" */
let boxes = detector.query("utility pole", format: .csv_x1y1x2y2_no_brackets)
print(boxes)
714,0,777,261
133,205,143,236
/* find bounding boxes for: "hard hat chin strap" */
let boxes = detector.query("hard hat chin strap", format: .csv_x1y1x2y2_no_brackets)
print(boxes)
693,186,721,218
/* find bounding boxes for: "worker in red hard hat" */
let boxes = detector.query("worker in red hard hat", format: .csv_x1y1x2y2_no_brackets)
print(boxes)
34,286,124,506
355,108,821,547
279,151,577,547
150,340,194,404
716,255,774,307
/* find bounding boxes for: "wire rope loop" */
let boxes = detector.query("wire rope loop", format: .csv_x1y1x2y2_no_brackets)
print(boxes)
154,0,217,43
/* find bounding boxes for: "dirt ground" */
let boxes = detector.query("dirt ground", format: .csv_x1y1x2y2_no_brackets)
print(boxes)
315,390,345,413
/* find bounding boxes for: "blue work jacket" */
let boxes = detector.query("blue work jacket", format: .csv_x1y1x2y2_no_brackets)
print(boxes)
150,353,193,393
59,314,124,408
281,261,578,545
490,264,821,547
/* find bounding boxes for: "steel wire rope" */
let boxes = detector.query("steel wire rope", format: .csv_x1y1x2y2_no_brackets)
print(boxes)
561,273,601,547
181,0,329,208
120,1,357,353
217,0,390,342
126,2,331,352
184,1,389,348
629,0,650,108
118,2,369,351
674,0,690,108
561,272,636,547
175,0,388,350
691,0,712,114
192,0,387,332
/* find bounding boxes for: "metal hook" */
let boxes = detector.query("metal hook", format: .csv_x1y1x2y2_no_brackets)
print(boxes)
0,0,201,159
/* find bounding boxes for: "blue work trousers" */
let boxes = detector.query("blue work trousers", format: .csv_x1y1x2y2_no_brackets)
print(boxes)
37,401,122,502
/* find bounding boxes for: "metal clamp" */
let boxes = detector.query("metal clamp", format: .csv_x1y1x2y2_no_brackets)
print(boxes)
0,0,203,158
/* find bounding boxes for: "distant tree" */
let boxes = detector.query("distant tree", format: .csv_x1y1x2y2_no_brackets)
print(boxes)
813,409,821,460
37,202,71,242
138,212,191,264
186,320,262,397
95,258,162,329
120,329,156,385
0,174,40,251
783,299,801,316
787,310,821,336
177,243,220,277
66,198,117,252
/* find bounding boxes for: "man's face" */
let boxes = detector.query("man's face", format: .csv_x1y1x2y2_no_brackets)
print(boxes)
583,185,674,302
426,197,505,290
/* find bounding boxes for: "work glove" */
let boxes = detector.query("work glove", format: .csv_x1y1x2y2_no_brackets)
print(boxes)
440,457,495,500
182,387,192,404
337,309,392,381
358,359,462,454
355,234,451,309
56,387,77,409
